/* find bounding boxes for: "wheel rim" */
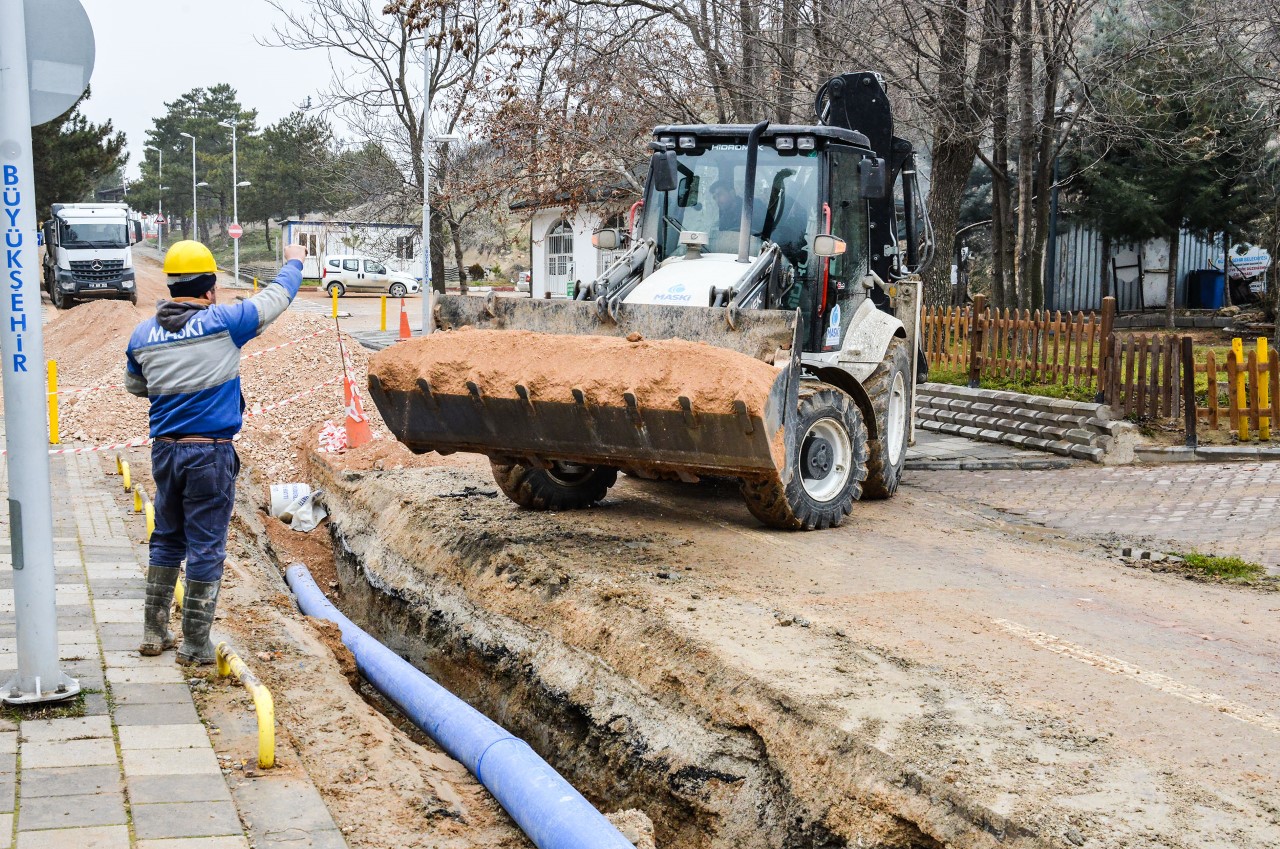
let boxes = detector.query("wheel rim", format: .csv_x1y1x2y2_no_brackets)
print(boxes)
390,284,406,297
800,418,852,502
546,462,593,486
886,371,908,466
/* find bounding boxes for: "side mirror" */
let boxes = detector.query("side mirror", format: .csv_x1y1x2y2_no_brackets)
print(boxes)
651,148,678,193
858,157,888,199
813,234,847,258
592,228,624,251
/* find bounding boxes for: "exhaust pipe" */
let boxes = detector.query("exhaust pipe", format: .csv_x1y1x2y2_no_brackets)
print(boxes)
737,120,769,264
285,564,633,849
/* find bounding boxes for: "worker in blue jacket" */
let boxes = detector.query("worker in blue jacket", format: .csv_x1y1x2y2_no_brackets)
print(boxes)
127,240,307,664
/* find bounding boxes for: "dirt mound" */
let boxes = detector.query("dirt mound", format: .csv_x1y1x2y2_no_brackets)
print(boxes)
370,329,782,416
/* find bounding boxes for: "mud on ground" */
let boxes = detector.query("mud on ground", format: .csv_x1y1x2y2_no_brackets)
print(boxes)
310,446,1280,849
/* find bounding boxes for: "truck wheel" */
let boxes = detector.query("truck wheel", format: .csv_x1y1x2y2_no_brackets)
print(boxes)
740,385,868,530
128,292,138,306
326,282,345,298
862,336,912,499
52,287,74,310
491,460,618,510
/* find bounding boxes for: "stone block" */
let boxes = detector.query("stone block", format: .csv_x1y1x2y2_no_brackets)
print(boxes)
20,738,116,770
127,773,232,806
118,724,210,751
131,801,242,841
122,747,221,777
15,825,130,849
18,792,126,831
20,766,121,798
20,716,111,745
1069,444,1106,462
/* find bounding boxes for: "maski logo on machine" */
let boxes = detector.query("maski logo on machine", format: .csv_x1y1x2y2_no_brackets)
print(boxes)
824,304,842,346
654,283,692,303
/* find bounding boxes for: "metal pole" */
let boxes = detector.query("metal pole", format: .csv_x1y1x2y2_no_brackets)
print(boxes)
157,149,163,253
1045,153,1060,311
421,44,433,336
0,0,79,705
230,124,239,286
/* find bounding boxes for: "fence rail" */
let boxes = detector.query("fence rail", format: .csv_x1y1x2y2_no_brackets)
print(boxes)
1195,342,1276,440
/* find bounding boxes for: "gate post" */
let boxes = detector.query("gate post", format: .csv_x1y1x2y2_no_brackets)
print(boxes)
1095,296,1117,403
968,294,987,389
1182,336,1197,449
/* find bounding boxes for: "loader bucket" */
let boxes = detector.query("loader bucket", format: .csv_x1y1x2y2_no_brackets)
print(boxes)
367,295,801,482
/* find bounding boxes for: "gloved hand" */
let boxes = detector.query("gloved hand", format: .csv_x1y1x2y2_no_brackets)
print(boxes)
284,244,307,263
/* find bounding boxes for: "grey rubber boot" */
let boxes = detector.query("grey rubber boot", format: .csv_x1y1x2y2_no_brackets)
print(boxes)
176,578,221,666
138,566,179,656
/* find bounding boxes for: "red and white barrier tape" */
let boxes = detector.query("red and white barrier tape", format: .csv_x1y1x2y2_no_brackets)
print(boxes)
14,375,348,456
245,376,343,418
49,327,336,397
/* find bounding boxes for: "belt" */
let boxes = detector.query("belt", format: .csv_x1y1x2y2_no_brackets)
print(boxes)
156,436,234,444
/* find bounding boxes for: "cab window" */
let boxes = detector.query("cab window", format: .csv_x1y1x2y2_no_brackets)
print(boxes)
342,259,359,272
364,260,386,274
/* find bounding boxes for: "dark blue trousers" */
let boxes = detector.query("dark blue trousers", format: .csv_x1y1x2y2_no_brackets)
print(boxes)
148,441,239,582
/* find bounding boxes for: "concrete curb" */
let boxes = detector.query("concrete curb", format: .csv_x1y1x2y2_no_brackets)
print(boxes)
1135,444,1280,464
905,457,1076,471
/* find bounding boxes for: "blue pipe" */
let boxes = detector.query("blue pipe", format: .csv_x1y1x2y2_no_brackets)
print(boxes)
285,564,634,849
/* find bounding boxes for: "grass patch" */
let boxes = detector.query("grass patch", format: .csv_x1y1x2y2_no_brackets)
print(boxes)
1177,551,1265,581
927,364,1100,403
0,687,94,723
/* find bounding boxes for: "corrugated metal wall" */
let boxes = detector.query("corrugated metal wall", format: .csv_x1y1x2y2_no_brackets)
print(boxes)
1049,222,1220,312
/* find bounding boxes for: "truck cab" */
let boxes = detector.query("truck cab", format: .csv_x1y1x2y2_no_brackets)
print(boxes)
42,203,142,309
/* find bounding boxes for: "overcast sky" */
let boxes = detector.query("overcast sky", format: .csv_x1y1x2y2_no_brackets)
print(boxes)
79,0,341,178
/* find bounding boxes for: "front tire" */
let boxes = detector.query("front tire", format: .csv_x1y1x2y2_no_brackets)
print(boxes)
492,460,618,510
326,282,345,298
862,337,912,499
389,282,408,298
740,385,869,530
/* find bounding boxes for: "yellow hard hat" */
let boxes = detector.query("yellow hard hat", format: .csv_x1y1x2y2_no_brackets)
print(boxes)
163,240,217,281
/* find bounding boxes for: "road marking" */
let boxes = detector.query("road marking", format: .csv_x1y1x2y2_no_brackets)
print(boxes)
993,618,1280,735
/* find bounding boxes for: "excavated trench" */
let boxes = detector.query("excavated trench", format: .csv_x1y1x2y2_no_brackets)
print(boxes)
313,458,1051,849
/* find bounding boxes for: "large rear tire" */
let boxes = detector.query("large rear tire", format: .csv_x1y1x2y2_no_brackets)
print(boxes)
491,460,618,510
740,384,868,530
862,337,912,499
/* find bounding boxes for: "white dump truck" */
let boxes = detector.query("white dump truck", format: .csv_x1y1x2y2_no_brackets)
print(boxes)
42,203,143,309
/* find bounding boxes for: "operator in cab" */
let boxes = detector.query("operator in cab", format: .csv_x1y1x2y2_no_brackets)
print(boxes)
126,240,307,666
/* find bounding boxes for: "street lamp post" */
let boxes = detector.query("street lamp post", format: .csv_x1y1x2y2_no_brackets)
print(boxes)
147,147,164,252
219,120,245,285
179,132,197,240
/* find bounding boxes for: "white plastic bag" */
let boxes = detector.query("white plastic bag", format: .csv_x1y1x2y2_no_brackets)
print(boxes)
268,483,328,532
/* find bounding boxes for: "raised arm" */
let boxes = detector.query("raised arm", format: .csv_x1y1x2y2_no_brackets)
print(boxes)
226,244,308,346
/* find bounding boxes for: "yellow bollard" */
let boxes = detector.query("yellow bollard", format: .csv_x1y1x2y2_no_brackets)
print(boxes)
216,642,276,768
1260,338,1271,441
133,486,143,513
331,287,338,318
115,453,123,475
253,276,259,293
47,360,59,445
144,500,155,542
121,461,132,492
380,295,387,332
1232,337,1248,439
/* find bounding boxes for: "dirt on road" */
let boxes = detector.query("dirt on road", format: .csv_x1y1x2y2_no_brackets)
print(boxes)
311,445,1280,849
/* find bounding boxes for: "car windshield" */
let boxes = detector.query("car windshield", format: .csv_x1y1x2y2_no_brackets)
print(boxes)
644,144,820,269
59,221,127,249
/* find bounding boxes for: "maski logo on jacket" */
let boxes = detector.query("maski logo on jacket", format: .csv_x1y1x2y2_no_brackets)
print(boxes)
146,320,205,344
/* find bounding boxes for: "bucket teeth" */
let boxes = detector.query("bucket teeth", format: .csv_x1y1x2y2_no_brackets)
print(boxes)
465,381,484,404
415,378,436,407
622,392,645,429
571,387,588,408
732,400,755,435
678,396,699,430
515,384,536,413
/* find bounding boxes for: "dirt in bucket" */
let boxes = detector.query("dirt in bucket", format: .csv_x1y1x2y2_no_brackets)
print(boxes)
369,329,783,416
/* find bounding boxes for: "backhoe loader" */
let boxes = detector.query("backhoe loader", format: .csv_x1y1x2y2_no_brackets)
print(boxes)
368,71,934,529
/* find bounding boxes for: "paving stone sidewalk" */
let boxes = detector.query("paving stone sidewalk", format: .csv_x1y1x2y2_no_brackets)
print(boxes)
906,430,1076,470
0,450,346,848
912,460,1280,574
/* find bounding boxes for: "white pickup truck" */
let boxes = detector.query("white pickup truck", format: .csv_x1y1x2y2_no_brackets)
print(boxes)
42,203,143,309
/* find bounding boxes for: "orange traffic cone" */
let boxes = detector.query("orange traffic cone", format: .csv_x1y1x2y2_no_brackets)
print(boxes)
398,298,411,340
343,375,372,449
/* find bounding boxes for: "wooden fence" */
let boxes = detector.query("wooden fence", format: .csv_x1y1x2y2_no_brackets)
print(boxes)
1103,334,1189,420
921,295,1117,393
1195,340,1277,440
